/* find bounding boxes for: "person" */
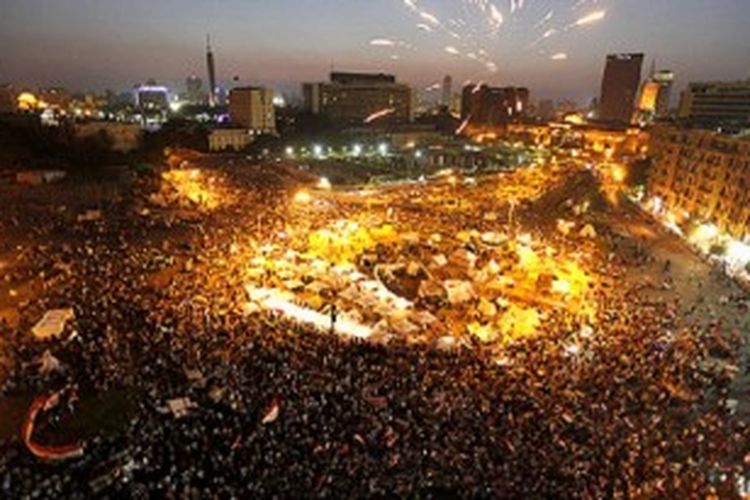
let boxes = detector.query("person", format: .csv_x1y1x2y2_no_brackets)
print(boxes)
329,302,338,335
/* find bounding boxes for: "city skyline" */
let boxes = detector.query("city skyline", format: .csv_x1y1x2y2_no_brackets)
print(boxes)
2,0,750,103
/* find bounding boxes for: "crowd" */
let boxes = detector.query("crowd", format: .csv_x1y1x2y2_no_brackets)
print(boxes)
1,160,749,498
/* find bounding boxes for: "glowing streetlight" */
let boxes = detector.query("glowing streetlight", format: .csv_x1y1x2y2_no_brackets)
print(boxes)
313,144,323,158
285,146,295,158
317,177,332,190
352,144,362,157
378,143,389,157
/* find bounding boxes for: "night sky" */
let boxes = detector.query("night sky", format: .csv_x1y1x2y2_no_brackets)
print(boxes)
2,0,749,103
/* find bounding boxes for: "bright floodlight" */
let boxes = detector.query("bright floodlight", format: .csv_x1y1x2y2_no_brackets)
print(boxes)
317,177,332,190
285,146,295,157
313,144,323,158
352,144,363,157
378,143,389,156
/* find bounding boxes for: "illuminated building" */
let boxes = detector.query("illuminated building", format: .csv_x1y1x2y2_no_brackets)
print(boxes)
648,125,750,240
208,128,254,152
678,80,750,127
74,122,142,152
637,69,674,121
598,53,644,123
228,87,276,134
38,87,71,111
186,75,204,104
460,84,529,131
135,84,169,111
442,75,453,107
303,72,414,125
504,122,648,158
206,35,217,107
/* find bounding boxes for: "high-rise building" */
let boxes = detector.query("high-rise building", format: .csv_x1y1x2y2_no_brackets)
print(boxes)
442,75,453,107
637,69,674,121
460,84,529,129
206,35,217,107
303,72,414,125
598,53,644,124
186,75,204,104
678,80,750,126
229,87,276,134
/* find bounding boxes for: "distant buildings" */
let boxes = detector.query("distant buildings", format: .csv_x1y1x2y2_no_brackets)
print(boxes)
637,69,674,121
648,124,750,241
598,53,644,123
678,80,750,127
186,75,204,104
228,87,276,134
74,122,142,152
38,87,72,111
460,84,529,130
303,72,414,125
208,128,254,152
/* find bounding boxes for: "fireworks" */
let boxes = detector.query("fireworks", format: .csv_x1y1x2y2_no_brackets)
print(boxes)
370,38,396,46
363,107,397,124
575,10,606,27
388,0,614,73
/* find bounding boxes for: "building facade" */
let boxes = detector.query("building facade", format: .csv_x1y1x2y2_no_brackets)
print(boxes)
186,75,204,104
208,128,254,152
637,70,674,121
647,125,750,240
598,53,644,124
228,87,276,134
678,80,750,126
460,85,529,130
303,72,414,125
74,122,142,153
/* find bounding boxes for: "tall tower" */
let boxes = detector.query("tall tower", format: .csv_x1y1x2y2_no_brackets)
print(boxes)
442,75,452,107
598,53,644,123
206,35,217,107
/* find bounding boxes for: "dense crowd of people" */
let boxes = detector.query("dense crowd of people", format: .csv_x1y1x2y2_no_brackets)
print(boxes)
1,160,749,498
